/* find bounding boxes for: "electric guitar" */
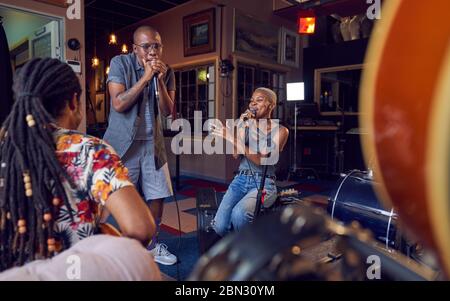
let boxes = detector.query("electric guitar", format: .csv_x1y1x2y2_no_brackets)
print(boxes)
360,0,450,275
263,188,300,208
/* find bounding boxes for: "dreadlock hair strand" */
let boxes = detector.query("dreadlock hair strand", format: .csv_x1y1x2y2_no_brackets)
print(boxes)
0,58,82,271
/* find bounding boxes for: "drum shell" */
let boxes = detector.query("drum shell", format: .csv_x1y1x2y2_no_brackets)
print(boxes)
327,171,397,247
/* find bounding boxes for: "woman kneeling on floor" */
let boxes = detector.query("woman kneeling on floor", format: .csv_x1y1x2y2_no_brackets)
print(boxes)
0,58,159,280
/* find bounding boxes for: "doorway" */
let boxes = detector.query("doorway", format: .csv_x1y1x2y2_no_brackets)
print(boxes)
0,4,64,72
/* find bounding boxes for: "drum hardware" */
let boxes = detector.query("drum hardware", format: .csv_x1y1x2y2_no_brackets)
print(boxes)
330,170,360,220
317,252,343,264
189,203,438,281
332,130,347,175
328,170,432,266
189,203,329,281
327,251,342,261
335,105,346,175
385,208,395,250
336,229,438,281
332,220,438,281
328,170,399,249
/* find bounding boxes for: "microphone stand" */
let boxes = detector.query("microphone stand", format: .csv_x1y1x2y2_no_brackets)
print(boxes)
287,102,299,181
154,74,181,190
252,116,269,218
335,104,345,175
253,162,269,218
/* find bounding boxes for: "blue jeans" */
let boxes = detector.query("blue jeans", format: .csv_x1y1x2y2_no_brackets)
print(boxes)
213,174,277,236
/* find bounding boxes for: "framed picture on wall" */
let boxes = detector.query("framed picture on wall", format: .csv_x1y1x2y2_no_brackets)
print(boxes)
280,27,300,68
233,9,280,64
183,8,216,57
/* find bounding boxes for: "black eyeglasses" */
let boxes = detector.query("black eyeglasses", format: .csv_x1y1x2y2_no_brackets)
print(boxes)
134,42,163,52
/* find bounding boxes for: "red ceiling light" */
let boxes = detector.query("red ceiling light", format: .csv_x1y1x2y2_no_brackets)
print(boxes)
298,17,316,34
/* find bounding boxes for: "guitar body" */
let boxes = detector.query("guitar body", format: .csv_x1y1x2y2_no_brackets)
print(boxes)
360,0,450,274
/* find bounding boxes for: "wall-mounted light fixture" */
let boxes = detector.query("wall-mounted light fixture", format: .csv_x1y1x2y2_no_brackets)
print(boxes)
299,17,316,34
109,33,118,45
92,57,99,68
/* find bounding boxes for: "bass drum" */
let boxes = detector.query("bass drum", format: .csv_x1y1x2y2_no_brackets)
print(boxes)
327,170,398,249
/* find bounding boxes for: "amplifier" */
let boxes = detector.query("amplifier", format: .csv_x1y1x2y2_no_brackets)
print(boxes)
196,188,221,254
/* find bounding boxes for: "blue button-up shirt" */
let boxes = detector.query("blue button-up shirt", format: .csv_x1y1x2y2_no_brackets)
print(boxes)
103,53,175,161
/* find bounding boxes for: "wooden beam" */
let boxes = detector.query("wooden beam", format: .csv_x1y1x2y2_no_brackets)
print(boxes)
86,15,128,27
87,6,143,21
111,0,159,14
158,0,179,6
86,0,97,7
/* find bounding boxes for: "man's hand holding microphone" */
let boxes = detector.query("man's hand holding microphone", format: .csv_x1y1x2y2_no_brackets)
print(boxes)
142,58,168,82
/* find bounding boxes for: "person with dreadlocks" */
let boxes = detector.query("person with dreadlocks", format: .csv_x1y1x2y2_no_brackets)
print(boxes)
0,58,156,272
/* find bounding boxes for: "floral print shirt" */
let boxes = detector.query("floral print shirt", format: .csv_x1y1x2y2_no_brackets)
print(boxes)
53,127,133,249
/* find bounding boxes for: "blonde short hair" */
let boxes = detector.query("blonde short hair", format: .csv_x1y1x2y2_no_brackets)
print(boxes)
254,87,277,107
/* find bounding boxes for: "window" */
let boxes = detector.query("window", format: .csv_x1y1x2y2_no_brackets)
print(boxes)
172,64,216,130
237,64,286,121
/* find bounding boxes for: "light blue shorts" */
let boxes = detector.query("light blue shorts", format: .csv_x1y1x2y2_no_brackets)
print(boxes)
122,139,173,201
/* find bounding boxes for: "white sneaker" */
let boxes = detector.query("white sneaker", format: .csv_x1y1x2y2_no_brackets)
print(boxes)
149,243,177,265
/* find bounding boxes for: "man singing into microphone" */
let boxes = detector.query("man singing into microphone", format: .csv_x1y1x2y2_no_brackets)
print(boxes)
104,26,177,265
210,88,289,236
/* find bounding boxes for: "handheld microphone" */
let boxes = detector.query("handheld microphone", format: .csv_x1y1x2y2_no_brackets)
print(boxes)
151,59,160,97
243,108,257,121
153,74,159,98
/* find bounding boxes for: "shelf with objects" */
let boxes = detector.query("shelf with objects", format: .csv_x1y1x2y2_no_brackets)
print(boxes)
275,0,376,179
286,63,367,179
314,64,362,116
